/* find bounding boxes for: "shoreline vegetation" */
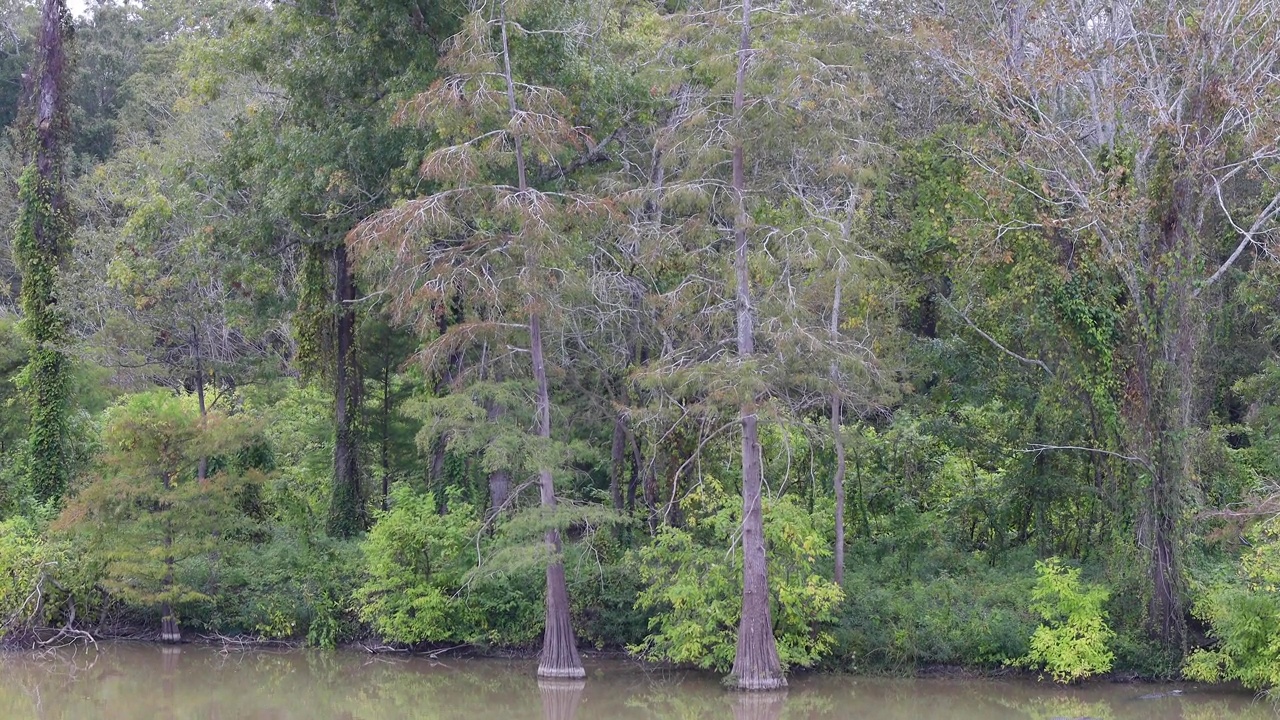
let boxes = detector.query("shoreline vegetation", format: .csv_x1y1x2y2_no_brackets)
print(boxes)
3,0,1280,697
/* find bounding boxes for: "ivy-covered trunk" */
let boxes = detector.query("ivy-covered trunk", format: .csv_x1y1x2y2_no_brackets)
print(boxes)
1127,142,1205,651
15,0,72,504
328,241,364,537
727,0,784,692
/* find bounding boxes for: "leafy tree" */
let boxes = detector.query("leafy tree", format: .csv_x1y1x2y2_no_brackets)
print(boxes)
355,485,478,645
929,0,1280,650
55,390,265,641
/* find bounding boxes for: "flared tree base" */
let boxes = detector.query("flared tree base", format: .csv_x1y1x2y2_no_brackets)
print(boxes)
537,664,587,679
160,609,181,644
725,673,787,692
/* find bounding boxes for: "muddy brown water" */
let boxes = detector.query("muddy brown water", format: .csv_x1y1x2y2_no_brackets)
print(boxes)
0,643,1269,719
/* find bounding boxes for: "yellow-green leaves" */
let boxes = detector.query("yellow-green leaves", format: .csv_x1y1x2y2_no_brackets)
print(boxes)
631,478,843,672
1020,558,1115,683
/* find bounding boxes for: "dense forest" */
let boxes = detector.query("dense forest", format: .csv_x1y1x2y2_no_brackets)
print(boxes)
1,0,1279,692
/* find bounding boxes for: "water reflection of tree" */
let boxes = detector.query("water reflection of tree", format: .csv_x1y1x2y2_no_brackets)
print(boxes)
1,647,1277,720
538,679,585,720
730,691,787,720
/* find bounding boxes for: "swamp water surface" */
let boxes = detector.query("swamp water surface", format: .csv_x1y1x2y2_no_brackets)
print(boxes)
0,643,1270,719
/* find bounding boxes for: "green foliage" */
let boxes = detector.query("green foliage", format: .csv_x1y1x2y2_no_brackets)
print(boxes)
631,479,843,672
355,485,479,645
1184,520,1280,692
13,165,72,505
0,515,47,635
55,391,265,619
831,543,1037,671
203,528,362,648
1019,558,1115,683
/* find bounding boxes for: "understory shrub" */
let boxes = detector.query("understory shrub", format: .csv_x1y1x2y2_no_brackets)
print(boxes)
355,485,477,646
631,479,843,672
202,528,362,647
1184,520,1280,692
831,543,1035,671
1019,558,1115,683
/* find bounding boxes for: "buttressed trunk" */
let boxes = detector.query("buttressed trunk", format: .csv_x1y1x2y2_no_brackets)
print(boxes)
496,0,582,677
727,0,785,692
531,313,584,679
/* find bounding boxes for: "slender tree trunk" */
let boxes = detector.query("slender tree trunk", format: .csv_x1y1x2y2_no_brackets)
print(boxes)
381,327,391,511
727,0,784,692
485,400,511,520
18,0,71,504
328,242,363,537
497,2,582,678
626,432,640,515
194,323,208,484
160,470,180,643
531,313,584,679
830,278,846,585
609,409,626,512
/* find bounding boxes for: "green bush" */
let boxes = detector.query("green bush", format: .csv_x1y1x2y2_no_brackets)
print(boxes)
0,516,48,635
631,479,843,672
568,550,648,650
462,566,544,647
831,544,1035,671
354,484,478,646
1019,558,1115,683
1184,520,1280,692
200,528,362,647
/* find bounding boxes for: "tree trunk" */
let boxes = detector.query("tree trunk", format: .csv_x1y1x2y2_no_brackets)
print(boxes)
496,0,582,677
626,432,641,515
727,0,784,692
609,410,626,512
532,314,585,679
18,0,71,505
831,393,846,585
485,400,511,521
194,323,208,484
160,470,180,643
328,241,363,537
830,278,846,585
381,327,391,511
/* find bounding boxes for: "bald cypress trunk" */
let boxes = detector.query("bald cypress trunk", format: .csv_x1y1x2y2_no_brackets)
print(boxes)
727,0,784,692
495,4,583,678
532,313,584,679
